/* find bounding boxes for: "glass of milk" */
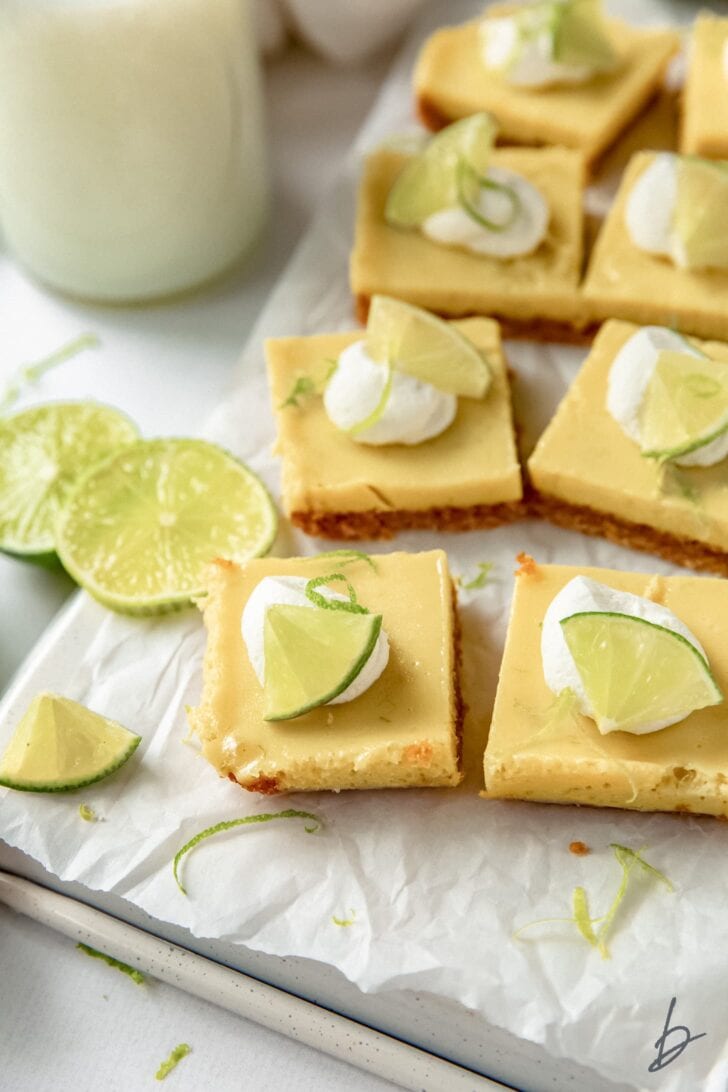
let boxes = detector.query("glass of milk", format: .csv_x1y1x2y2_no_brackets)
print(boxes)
0,0,267,302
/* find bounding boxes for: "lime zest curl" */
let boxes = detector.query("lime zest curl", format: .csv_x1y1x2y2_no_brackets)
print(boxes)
77,942,145,985
0,333,100,415
173,809,323,896
155,1043,191,1081
279,375,316,409
305,573,369,615
332,909,357,927
514,843,673,959
461,561,494,591
456,158,521,234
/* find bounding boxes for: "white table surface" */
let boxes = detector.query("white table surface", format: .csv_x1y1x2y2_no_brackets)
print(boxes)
0,44,404,1092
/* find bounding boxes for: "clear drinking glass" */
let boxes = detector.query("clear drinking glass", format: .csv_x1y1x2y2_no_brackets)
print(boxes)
0,0,267,302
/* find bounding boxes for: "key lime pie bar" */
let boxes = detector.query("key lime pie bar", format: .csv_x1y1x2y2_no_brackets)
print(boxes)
414,1,679,171
266,298,522,539
483,561,728,817
188,550,463,793
528,319,728,576
583,152,728,342
681,13,728,159
351,115,588,341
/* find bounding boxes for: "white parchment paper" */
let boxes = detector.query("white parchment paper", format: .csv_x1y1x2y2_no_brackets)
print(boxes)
2,3,727,1090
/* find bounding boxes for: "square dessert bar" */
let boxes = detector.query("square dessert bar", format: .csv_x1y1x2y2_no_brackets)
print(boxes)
583,152,728,343
483,561,728,818
266,318,523,539
527,319,728,577
189,551,463,793
414,16,679,171
681,13,728,159
350,146,589,343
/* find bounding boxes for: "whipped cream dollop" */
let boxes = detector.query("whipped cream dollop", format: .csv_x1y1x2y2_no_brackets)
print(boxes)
606,325,728,467
242,575,390,706
423,166,549,258
480,14,593,87
323,340,456,445
624,154,685,265
542,575,707,735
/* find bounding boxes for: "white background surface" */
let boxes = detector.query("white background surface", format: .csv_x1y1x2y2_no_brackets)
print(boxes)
0,45,404,1092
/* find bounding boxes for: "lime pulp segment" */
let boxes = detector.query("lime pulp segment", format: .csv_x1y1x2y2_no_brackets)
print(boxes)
0,402,138,560
674,158,728,271
366,295,491,398
550,0,617,69
639,350,728,459
561,611,723,734
55,438,277,614
385,113,497,228
263,604,382,721
0,692,140,792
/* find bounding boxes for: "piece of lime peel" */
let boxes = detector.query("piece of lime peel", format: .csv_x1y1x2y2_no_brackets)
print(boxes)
77,942,145,985
173,809,323,896
155,1044,191,1081
305,572,369,615
461,561,494,591
279,360,337,410
0,333,100,415
515,844,673,959
332,909,357,927
78,804,97,822
312,549,377,571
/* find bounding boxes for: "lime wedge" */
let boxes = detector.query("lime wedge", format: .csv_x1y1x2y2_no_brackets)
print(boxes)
0,402,138,563
550,0,617,70
366,296,491,398
385,113,497,228
0,693,140,792
561,611,723,734
674,157,728,271
56,439,277,614
263,604,382,721
639,350,728,460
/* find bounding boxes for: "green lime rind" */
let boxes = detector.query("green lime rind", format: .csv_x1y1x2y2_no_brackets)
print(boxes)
55,438,278,615
641,418,728,461
264,605,382,721
0,692,141,793
560,610,723,734
0,401,139,559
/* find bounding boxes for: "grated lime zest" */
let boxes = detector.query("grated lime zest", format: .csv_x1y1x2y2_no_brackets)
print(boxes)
77,942,145,985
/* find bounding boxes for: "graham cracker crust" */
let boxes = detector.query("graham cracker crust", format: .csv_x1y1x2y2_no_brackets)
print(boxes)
291,499,527,541
529,489,728,578
354,294,596,345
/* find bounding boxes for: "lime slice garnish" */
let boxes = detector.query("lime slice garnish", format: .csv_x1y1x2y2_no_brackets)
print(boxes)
639,350,728,460
0,692,140,792
385,113,497,228
55,438,277,614
561,611,723,734
674,157,728,271
263,604,382,721
366,296,491,398
550,0,617,70
0,402,138,562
